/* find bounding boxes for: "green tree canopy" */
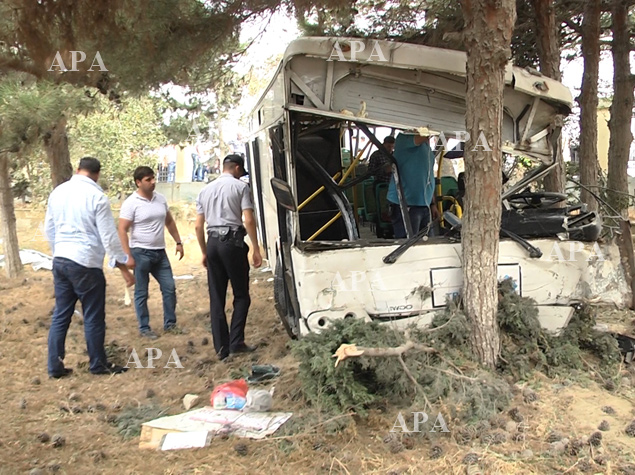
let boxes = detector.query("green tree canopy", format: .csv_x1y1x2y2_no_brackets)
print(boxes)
0,0,283,94
0,75,92,153
69,94,166,198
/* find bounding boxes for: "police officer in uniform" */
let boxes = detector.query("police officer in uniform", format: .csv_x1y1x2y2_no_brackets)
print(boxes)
195,154,263,360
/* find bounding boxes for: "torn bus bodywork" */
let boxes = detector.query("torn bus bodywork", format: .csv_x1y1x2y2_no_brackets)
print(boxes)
244,37,631,339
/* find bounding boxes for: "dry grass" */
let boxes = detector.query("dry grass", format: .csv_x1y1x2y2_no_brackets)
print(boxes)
1,210,635,474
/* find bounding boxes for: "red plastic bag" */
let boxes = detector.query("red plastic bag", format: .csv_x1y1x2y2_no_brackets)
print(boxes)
210,379,248,409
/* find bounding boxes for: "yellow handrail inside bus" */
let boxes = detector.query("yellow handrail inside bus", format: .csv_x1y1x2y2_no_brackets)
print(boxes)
298,171,342,211
338,140,370,185
307,211,342,241
436,148,463,225
307,141,371,241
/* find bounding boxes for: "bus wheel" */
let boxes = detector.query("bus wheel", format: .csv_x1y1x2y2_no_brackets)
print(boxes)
274,256,299,339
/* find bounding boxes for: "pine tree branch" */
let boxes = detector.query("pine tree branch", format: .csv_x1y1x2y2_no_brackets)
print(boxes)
424,365,478,382
331,341,436,367
562,19,582,34
344,341,436,358
397,354,431,411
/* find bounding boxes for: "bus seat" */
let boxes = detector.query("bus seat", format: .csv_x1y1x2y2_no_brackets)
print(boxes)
440,176,459,197
362,179,377,227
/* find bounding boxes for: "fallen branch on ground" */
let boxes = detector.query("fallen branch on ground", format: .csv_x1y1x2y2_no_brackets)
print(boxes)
331,341,436,367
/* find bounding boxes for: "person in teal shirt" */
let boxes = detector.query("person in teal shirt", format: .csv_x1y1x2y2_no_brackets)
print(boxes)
387,131,436,238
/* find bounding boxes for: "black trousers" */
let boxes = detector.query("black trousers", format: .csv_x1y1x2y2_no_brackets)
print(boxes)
206,235,251,358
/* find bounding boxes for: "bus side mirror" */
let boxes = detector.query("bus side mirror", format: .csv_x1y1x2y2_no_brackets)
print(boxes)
271,178,297,212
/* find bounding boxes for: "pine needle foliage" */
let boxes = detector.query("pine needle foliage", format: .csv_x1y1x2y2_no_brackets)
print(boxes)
0,76,92,151
292,279,623,422
497,279,622,380
0,0,281,93
112,404,167,439
293,318,411,416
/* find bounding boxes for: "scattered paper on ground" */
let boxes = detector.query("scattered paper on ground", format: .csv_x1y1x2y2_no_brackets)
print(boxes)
0,249,53,271
140,406,292,449
174,274,195,280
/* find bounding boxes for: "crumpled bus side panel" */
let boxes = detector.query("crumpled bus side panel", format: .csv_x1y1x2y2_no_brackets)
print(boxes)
291,240,629,335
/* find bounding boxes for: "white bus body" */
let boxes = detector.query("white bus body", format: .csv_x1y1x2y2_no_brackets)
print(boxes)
244,37,629,338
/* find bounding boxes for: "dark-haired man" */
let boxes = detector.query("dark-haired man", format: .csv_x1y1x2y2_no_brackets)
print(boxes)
118,166,184,339
45,157,134,378
368,135,395,183
195,154,262,361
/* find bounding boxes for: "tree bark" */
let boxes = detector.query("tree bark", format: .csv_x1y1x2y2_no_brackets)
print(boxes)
531,0,561,81
43,117,73,188
531,0,565,195
578,0,601,212
0,154,23,278
460,0,516,369
608,0,635,309
607,0,633,216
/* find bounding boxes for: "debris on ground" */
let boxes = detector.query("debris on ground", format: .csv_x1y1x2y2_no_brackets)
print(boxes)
183,394,200,410
139,407,292,449
291,279,627,433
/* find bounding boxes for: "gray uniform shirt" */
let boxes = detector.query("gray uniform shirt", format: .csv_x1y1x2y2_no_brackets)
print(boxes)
196,173,254,232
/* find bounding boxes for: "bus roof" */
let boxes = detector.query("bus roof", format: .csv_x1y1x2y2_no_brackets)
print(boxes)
281,37,573,111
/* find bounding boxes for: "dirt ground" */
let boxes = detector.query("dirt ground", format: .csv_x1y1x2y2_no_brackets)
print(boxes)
1,209,635,474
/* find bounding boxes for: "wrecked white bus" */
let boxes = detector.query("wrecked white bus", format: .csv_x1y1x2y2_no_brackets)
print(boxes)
244,37,629,339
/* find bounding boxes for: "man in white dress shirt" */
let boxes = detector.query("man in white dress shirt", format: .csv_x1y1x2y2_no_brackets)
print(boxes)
44,157,134,378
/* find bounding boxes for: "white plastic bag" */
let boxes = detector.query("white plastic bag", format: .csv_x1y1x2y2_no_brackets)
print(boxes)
243,387,274,412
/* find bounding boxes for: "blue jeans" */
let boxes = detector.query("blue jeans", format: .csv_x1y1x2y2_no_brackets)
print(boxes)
48,257,109,375
130,248,177,332
389,203,431,239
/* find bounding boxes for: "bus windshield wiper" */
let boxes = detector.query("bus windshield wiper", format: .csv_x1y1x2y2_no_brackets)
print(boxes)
383,220,435,264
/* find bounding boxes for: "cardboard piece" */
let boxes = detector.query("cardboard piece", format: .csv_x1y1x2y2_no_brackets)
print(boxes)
140,406,292,449
160,430,211,451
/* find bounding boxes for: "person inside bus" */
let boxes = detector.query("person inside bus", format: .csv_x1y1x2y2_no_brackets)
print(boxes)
386,128,437,238
368,135,395,183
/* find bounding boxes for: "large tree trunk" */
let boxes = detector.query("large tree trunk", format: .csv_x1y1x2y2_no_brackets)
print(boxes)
460,0,516,369
607,0,633,216
531,0,565,195
0,154,23,278
608,0,635,308
43,117,73,188
531,0,561,80
578,0,601,212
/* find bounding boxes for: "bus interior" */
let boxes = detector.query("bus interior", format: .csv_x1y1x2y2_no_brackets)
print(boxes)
281,110,601,255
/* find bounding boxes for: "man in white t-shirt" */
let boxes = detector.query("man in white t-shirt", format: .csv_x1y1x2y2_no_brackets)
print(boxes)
118,166,184,339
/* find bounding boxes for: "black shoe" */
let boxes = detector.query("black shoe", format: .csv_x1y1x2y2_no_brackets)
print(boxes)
49,368,73,379
230,343,257,355
91,363,129,375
